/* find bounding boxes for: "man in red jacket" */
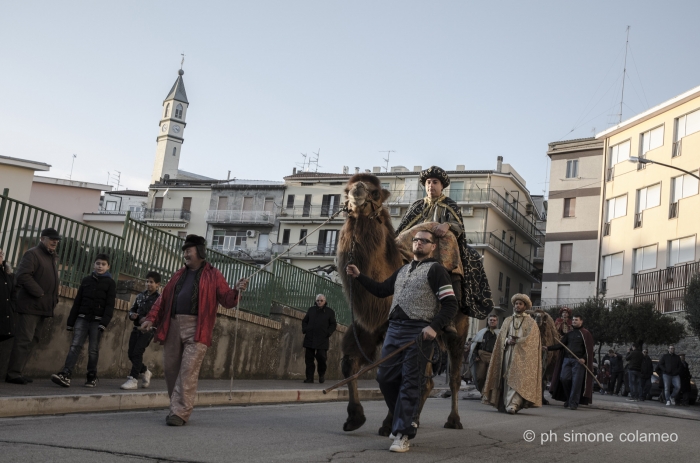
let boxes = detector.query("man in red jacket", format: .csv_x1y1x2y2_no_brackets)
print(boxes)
141,235,248,426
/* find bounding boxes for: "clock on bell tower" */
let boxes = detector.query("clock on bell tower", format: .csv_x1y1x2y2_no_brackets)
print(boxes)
151,69,189,184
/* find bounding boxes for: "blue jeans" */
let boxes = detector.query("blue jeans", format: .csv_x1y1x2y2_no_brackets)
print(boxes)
628,370,642,399
560,357,586,408
663,374,681,400
376,319,432,439
62,318,102,376
640,377,651,401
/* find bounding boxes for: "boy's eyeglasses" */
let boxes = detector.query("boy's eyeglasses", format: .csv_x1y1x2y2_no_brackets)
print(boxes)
412,238,433,244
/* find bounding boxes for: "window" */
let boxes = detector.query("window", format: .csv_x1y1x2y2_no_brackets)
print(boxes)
565,160,579,178
317,230,339,254
498,272,503,291
669,236,696,266
381,182,391,190
181,197,192,212
559,244,573,274
605,195,627,221
504,277,511,300
105,201,117,211
175,103,183,119
164,103,170,118
563,198,576,217
675,109,700,141
633,244,657,273
299,229,308,245
321,194,341,216
302,194,312,217
217,196,228,210
172,147,177,157
282,229,290,245
501,231,506,241
286,195,295,208
509,235,514,246
154,197,163,210
556,284,570,303
178,231,187,238
257,233,269,250
518,283,524,294
671,172,699,202
264,198,274,212
609,140,631,166
212,230,247,251
242,197,254,211
640,126,664,155
128,205,142,212
636,184,661,212
449,181,464,201
602,252,624,278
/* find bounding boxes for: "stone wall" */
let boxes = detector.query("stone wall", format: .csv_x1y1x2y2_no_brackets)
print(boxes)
0,284,351,381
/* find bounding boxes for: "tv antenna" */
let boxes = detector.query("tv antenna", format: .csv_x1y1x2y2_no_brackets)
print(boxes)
618,26,630,124
310,149,321,172
380,150,395,172
108,171,122,191
296,153,308,171
69,154,77,180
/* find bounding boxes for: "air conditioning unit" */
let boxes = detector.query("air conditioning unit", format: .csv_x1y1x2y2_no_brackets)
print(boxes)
389,206,401,216
462,206,474,217
246,230,257,238
525,204,533,215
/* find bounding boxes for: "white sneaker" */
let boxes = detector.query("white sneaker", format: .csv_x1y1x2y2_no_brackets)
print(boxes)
140,369,152,389
671,398,676,405
120,376,138,390
666,400,671,406
389,434,410,453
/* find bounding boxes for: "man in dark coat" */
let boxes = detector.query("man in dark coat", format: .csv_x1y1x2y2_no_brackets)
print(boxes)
1,249,17,342
678,353,692,406
658,345,682,406
395,166,493,320
606,349,624,395
625,343,644,401
640,348,653,401
301,294,337,384
547,313,595,410
5,228,60,384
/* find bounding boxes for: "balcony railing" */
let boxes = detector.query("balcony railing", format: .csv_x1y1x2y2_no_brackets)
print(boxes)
672,139,682,158
280,205,346,219
210,246,272,261
603,222,611,236
206,210,276,225
559,261,572,273
669,202,678,219
142,208,190,221
606,167,615,182
634,212,643,228
272,243,338,257
488,189,544,245
486,232,536,275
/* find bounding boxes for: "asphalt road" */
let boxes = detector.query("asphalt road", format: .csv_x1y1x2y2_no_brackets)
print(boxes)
0,397,697,463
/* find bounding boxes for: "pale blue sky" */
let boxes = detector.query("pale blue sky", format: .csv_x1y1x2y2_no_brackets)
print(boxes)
2,1,699,195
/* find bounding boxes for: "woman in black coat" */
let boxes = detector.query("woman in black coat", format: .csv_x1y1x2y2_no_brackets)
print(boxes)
301,294,337,384
1,249,17,342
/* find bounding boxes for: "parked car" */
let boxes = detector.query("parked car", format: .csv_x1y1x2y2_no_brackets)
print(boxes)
620,360,697,404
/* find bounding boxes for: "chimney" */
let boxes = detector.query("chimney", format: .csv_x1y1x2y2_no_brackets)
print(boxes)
456,164,465,171
413,166,422,172
372,166,381,173
293,167,297,174
496,156,503,173
355,167,360,174
227,170,231,180
342,166,349,174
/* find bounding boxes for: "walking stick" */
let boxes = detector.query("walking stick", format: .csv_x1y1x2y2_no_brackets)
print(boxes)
554,338,604,389
323,339,416,394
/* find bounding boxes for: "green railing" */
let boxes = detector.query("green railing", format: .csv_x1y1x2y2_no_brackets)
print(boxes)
273,260,351,325
0,190,124,288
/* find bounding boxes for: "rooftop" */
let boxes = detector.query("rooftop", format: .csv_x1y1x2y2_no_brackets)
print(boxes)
0,155,51,171
106,190,148,197
33,176,112,191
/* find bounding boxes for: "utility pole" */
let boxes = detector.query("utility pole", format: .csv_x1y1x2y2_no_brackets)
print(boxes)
618,26,630,124
380,150,395,172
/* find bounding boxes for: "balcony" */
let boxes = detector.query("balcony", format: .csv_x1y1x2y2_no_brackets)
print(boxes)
206,210,276,225
533,246,545,263
272,243,338,258
211,246,272,262
485,232,538,279
142,208,190,221
280,205,346,221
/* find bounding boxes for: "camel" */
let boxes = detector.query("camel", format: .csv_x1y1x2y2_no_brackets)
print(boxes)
528,308,560,405
337,173,469,435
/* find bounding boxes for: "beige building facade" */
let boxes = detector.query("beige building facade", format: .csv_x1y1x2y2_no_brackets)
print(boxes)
30,176,112,223
596,85,700,305
0,155,51,203
541,138,604,306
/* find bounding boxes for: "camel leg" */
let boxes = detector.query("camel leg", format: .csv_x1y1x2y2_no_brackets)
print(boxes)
444,342,464,429
341,354,367,432
414,346,435,429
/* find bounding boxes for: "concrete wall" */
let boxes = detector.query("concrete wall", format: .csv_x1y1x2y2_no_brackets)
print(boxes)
0,285,349,381
0,164,36,203
29,182,103,222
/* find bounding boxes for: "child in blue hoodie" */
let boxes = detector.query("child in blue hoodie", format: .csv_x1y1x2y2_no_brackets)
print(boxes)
51,253,116,388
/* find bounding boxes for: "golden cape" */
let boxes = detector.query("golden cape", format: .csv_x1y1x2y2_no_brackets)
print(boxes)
481,314,542,408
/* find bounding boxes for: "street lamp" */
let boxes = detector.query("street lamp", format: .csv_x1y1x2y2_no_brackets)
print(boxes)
628,156,700,180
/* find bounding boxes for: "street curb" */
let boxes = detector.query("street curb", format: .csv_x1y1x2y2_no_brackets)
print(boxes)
586,401,700,421
0,388,385,419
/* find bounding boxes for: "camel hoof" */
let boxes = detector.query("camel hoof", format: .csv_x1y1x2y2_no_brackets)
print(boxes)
444,420,463,429
378,425,391,436
343,416,366,432
542,399,549,405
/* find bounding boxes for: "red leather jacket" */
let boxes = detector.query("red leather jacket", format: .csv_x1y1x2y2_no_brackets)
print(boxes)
145,263,239,347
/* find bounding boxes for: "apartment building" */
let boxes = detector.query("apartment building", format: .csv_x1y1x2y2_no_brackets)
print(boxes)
541,138,604,306
596,84,700,310
279,159,544,331
205,180,285,264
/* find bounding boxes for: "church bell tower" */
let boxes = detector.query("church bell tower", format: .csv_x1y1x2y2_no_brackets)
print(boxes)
151,69,189,184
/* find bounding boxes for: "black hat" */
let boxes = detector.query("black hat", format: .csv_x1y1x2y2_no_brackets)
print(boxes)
420,166,450,188
40,228,61,240
181,234,206,251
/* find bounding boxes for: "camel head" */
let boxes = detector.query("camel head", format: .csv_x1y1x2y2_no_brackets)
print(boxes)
527,309,548,328
344,174,390,218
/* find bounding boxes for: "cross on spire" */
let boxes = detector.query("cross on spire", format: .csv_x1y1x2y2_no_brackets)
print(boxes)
180,53,185,70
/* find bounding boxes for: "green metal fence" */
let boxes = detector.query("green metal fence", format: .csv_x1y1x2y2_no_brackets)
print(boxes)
0,190,124,288
273,260,350,325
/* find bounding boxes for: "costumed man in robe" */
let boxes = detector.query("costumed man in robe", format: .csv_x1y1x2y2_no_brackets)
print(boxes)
468,314,500,393
554,307,573,337
546,313,594,410
395,166,493,320
481,294,542,414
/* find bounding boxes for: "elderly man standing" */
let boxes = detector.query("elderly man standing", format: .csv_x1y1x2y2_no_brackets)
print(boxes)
301,294,337,384
481,294,542,414
469,314,500,393
5,228,60,385
140,235,248,426
396,166,492,320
